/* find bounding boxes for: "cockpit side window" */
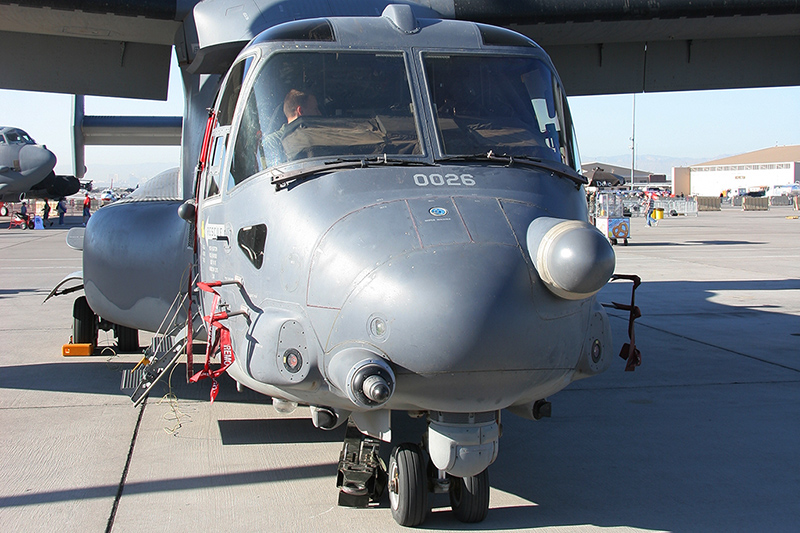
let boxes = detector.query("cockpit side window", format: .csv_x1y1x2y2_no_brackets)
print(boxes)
7,132,20,143
0,135,6,145
554,84,580,171
229,51,421,187
218,56,254,127
202,127,229,199
423,54,576,167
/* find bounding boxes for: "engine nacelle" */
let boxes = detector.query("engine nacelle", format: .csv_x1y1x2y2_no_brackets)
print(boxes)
83,199,192,332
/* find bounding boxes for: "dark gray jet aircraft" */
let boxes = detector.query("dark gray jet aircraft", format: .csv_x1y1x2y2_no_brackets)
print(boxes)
12,0,795,527
0,126,79,215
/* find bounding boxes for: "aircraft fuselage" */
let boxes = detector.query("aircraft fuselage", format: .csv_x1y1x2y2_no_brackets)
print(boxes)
193,12,615,448
82,8,621,525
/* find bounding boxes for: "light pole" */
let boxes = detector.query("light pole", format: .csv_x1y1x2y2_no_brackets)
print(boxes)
630,93,636,191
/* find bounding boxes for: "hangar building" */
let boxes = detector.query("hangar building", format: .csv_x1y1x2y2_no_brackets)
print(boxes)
581,162,668,190
685,145,800,196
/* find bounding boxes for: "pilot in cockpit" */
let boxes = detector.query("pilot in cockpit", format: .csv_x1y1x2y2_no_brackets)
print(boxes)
261,89,321,167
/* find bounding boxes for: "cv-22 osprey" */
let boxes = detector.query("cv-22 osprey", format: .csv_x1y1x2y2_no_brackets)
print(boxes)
56,2,641,527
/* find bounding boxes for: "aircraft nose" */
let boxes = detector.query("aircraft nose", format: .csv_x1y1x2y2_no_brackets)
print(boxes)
18,144,57,176
328,243,543,373
311,202,610,411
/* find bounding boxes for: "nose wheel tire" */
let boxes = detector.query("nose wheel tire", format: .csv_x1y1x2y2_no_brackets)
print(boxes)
449,468,490,523
388,443,428,526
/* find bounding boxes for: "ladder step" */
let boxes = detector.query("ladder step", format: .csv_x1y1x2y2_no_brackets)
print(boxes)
127,337,187,405
120,290,197,403
120,366,146,393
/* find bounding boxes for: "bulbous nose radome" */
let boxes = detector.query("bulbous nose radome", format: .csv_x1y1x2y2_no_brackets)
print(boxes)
527,217,616,300
18,144,56,176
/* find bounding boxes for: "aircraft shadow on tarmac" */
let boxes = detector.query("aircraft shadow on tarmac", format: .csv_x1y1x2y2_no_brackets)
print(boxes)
0,288,46,299
0,464,338,509
602,277,800,321
218,418,346,445
0,360,271,403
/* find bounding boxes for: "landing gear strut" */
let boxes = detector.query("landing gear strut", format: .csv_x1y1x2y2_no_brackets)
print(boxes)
336,421,387,507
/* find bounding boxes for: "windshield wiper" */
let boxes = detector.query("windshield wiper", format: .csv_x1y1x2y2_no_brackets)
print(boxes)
436,151,587,187
271,155,433,189
329,155,434,168
502,154,588,186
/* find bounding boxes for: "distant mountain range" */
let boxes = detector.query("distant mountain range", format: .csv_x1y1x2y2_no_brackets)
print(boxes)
84,161,179,189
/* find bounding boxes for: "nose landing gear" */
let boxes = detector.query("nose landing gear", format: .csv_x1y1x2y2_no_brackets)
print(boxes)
337,416,493,527
388,443,428,526
449,469,490,523
386,441,490,526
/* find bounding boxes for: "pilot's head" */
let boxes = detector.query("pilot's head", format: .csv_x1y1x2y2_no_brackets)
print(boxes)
284,89,320,123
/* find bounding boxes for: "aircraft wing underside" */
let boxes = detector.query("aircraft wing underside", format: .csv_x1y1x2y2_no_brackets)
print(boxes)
0,0,798,97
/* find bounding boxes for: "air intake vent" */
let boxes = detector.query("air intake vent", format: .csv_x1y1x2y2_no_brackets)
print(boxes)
478,25,535,48
382,4,419,33
254,19,335,44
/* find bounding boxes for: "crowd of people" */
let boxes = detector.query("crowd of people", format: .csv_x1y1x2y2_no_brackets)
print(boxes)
4,194,88,229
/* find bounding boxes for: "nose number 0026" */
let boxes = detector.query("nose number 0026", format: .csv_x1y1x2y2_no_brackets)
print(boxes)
413,173,476,187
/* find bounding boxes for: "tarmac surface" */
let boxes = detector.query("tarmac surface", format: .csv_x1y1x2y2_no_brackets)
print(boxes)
1,207,799,532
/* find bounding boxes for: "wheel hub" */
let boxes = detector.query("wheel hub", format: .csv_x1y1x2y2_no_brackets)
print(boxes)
388,461,400,508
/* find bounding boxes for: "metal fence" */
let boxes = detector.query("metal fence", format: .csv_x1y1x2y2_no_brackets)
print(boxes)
616,197,698,217
654,198,698,216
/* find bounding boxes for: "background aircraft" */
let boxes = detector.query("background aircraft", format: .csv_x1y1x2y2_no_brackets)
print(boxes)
0,126,79,215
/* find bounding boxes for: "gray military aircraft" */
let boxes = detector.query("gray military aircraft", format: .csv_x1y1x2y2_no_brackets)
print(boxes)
0,126,79,215
25,0,800,525
38,3,648,526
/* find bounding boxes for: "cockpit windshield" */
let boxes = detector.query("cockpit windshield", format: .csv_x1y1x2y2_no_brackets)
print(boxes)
423,54,578,169
5,129,34,144
230,51,421,186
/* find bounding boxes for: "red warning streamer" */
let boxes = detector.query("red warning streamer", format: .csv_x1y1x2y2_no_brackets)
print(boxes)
607,274,643,372
189,281,235,401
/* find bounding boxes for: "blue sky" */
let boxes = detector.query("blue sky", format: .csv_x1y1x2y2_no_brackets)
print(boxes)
569,86,800,163
1,54,798,180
